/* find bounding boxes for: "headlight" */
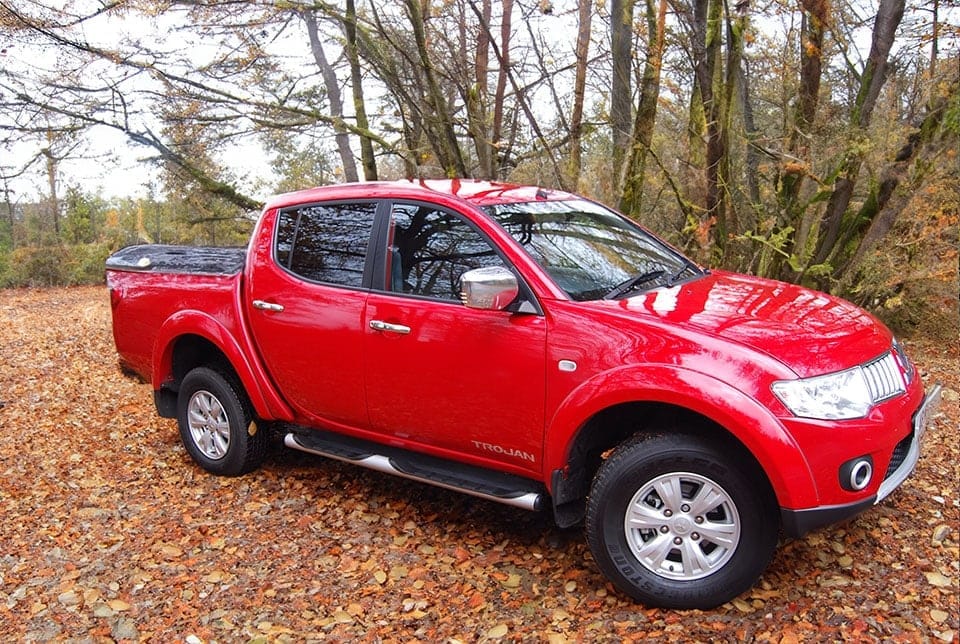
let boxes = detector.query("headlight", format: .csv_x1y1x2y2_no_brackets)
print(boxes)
772,367,873,420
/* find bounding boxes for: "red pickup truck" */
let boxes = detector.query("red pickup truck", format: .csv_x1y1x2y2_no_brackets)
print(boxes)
106,180,940,609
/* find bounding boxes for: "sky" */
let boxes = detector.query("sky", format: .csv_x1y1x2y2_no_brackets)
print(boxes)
7,121,277,205
2,3,280,205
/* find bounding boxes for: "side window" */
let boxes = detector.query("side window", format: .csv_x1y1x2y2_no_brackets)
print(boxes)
389,203,503,301
275,203,377,287
275,209,297,268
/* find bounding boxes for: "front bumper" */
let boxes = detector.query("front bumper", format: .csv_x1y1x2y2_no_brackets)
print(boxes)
780,383,942,538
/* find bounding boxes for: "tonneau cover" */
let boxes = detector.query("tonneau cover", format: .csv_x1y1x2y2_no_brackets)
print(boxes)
105,244,247,275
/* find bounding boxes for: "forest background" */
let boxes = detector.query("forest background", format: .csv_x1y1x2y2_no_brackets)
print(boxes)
1,0,957,338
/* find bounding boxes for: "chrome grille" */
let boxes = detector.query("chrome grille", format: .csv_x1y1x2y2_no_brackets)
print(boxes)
863,352,906,403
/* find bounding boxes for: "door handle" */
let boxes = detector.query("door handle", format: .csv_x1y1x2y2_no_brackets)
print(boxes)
253,299,284,313
369,319,411,335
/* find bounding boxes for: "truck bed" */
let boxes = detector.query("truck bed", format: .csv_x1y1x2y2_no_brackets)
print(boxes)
105,244,247,275
106,245,248,382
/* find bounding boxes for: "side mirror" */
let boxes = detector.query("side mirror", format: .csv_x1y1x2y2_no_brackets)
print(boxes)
460,266,520,310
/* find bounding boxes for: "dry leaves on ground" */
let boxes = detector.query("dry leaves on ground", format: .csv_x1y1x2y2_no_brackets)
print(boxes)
0,286,957,642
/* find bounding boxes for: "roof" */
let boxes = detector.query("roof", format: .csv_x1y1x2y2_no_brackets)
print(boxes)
263,179,577,211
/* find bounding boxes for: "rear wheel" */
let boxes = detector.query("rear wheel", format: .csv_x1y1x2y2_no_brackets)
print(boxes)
176,367,267,476
585,433,778,609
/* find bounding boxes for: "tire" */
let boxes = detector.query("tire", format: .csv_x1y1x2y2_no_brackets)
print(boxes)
176,366,267,476
585,433,778,609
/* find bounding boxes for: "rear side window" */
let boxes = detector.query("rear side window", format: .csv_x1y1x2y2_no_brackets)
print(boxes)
275,203,377,287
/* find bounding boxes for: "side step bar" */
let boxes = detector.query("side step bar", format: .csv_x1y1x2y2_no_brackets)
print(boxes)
283,430,547,512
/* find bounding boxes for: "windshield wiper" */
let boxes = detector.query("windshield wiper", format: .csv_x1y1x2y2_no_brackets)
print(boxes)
665,259,702,287
603,269,665,300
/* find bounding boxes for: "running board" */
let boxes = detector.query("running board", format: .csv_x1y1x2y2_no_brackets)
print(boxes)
283,430,547,512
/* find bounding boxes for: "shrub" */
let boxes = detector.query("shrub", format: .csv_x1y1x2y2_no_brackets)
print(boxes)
0,245,71,287
0,243,115,288
66,242,113,285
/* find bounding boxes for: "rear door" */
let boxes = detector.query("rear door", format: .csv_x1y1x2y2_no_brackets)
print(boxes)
246,201,379,429
363,201,547,475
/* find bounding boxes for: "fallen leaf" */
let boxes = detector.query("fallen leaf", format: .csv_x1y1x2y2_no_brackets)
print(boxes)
486,624,509,638
202,570,228,583
108,599,131,611
0,286,956,642
925,572,952,588
930,609,949,623
58,590,80,607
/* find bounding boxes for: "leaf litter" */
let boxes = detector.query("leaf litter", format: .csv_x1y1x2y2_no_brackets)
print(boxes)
0,286,956,641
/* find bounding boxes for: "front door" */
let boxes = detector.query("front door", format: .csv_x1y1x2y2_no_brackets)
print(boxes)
363,202,547,475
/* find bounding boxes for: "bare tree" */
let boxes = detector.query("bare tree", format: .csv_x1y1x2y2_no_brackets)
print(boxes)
567,0,593,187
344,0,378,180
302,9,359,183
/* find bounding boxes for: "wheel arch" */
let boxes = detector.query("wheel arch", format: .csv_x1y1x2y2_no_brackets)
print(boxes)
545,366,815,527
152,310,292,421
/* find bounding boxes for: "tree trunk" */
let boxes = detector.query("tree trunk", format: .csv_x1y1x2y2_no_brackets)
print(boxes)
688,78,707,170
837,78,957,281
3,178,16,249
403,0,467,177
618,0,666,218
470,0,494,178
776,0,826,276
686,0,709,171
567,0,593,188
720,0,750,244
811,0,905,269
43,132,60,237
792,4,824,149
692,0,726,250
610,0,634,182
344,0,378,180
492,0,513,174
737,57,761,210
930,0,939,78
303,10,359,183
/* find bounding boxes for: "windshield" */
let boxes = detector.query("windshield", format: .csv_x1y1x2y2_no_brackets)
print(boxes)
484,199,703,301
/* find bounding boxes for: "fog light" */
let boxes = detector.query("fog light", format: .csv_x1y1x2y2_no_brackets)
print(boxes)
840,456,874,492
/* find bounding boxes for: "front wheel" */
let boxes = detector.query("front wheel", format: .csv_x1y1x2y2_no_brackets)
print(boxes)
585,433,778,609
176,366,267,476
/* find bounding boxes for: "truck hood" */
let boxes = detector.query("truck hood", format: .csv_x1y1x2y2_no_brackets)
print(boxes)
616,270,891,378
